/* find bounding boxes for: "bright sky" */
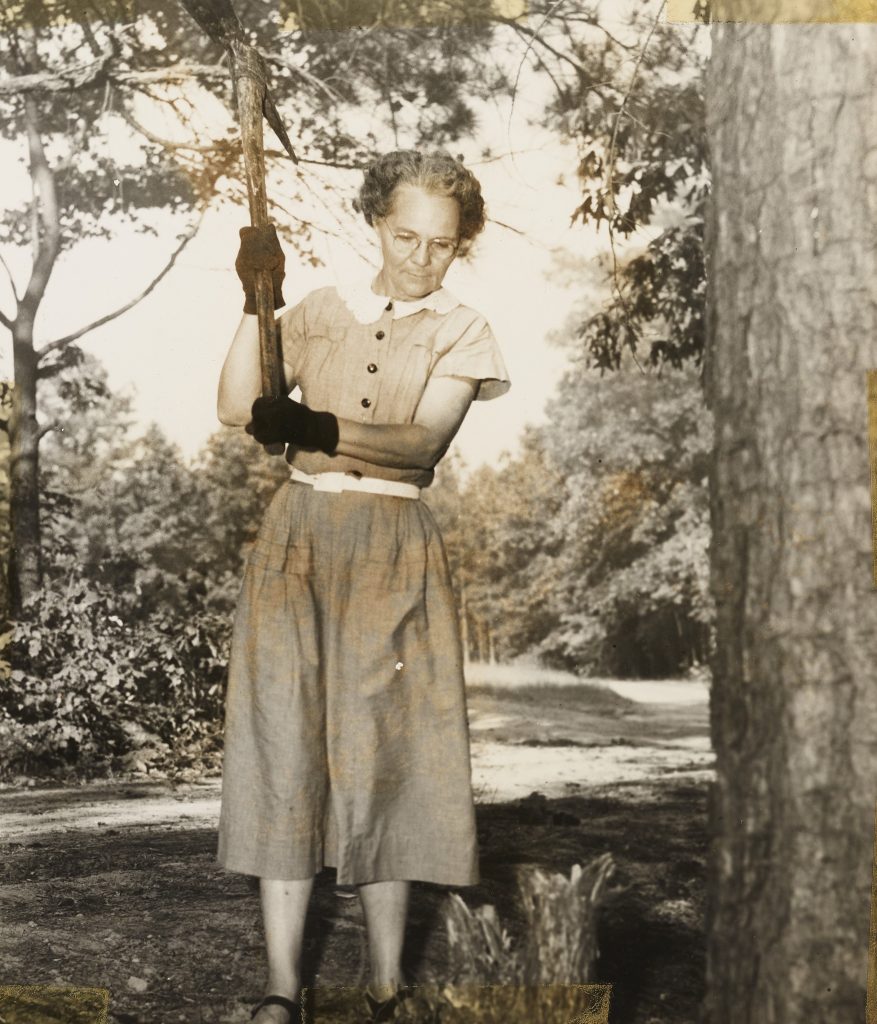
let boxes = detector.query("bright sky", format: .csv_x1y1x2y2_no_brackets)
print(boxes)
0,7,693,470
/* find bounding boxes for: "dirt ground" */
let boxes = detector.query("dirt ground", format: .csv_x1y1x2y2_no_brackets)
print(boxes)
0,682,711,1024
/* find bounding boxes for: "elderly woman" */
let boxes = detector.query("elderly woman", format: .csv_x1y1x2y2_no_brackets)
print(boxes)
216,150,510,1024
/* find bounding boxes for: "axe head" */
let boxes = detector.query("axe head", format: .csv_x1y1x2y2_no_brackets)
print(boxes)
263,89,298,163
181,0,298,163
229,39,299,164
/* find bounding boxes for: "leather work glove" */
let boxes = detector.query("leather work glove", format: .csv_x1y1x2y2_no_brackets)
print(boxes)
246,396,340,453
235,225,286,315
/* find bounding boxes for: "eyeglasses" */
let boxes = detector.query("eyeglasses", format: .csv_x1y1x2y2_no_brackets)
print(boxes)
383,221,459,261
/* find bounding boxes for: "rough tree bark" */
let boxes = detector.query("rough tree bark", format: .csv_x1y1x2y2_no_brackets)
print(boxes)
705,18,877,1023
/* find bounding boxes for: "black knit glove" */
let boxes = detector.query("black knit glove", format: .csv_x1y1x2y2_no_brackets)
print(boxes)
235,225,286,315
246,396,339,453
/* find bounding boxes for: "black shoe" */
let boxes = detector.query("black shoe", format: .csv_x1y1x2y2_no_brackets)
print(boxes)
251,994,302,1022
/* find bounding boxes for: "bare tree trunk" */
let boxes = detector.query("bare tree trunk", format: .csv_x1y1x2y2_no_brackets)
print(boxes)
477,619,487,664
5,94,62,612
8,325,41,611
460,577,470,666
0,422,11,621
1,83,202,612
704,21,877,1022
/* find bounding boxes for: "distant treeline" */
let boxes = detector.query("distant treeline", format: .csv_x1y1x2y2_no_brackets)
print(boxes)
430,356,713,678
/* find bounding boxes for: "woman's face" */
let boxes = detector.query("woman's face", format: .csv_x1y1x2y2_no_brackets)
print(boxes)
373,184,461,301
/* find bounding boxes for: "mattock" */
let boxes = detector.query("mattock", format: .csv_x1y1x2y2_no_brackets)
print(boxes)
179,0,298,453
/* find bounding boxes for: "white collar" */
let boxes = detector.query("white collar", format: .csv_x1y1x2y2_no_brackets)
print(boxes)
337,274,460,325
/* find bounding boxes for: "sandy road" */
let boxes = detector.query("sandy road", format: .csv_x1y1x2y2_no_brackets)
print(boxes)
0,679,712,837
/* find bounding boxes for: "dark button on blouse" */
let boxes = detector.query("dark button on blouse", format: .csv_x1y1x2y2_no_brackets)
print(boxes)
367,363,378,374
385,301,393,311
361,398,371,408
375,330,385,340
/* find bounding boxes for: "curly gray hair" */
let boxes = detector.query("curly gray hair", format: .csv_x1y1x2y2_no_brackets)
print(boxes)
357,150,486,244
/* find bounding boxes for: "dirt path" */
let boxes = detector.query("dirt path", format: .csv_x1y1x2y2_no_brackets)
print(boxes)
2,682,711,839
0,683,712,1023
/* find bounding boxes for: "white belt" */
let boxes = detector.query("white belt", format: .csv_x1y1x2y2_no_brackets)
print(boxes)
289,466,420,500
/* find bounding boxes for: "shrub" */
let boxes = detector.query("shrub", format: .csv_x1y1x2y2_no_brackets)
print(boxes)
0,577,230,777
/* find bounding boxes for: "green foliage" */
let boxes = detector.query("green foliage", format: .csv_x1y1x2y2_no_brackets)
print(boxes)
0,356,289,777
0,0,504,259
431,360,714,677
535,3,709,368
2,577,230,775
0,1,716,772
4,355,713,776
542,365,713,675
423,8,714,671
581,220,706,370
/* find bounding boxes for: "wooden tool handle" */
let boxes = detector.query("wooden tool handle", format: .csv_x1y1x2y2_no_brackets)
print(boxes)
234,46,285,456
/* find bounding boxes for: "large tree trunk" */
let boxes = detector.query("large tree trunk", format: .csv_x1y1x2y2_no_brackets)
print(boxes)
704,19,877,1022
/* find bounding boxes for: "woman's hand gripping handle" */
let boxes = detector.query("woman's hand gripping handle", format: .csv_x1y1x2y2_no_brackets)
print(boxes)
235,225,287,456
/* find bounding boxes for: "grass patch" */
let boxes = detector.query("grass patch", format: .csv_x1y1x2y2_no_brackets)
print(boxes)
467,681,634,713
464,662,581,688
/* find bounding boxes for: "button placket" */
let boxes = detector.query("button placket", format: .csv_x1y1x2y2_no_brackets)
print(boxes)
359,309,392,421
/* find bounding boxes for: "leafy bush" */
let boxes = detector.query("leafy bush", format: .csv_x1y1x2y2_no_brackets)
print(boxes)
0,355,290,778
0,577,230,777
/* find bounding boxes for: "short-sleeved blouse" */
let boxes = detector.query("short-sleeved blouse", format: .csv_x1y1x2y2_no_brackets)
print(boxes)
277,283,511,488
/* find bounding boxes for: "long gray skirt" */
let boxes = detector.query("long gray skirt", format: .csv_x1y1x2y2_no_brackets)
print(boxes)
216,479,480,885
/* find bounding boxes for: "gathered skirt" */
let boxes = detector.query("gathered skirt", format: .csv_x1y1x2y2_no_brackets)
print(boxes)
216,479,480,886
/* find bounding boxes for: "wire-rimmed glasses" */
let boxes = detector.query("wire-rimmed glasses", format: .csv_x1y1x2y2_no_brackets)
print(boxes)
383,221,459,261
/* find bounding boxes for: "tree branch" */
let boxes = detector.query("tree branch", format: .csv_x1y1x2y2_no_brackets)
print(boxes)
487,217,527,237
497,11,593,78
0,309,12,331
111,62,230,88
268,198,357,248
0,58,228,96
0,250,20,305
120,108,360,169
0,52,109,95
560,11,639,52
38,209,207,360
263,52,346,106
504,0,591,162
119,108,234,154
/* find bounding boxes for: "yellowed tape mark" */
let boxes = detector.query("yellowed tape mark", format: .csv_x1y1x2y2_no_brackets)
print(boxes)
668,0,877,21
301,983,612,1022
280,0,527,33
0,985,109,1023
870,372,877,588
868,802,877,1021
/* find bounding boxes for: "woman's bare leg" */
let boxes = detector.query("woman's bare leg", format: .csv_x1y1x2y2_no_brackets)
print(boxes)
253,876,314,1023
358,880,410,999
